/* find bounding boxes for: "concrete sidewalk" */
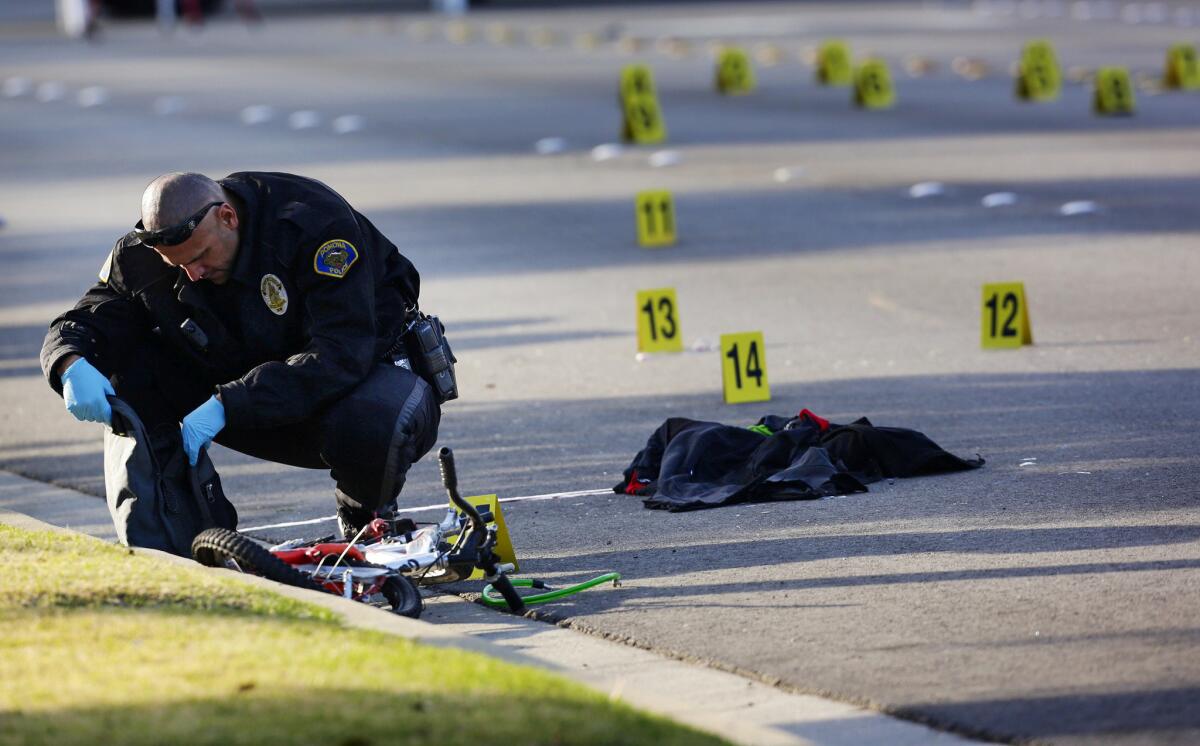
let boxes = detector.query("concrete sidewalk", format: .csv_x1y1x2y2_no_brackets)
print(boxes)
0,468,983,746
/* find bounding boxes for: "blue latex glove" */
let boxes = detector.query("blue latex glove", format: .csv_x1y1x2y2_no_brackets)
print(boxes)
181,395,225,466
61,358,114,426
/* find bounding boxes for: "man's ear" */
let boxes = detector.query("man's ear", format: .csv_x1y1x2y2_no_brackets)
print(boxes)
219,203,239,231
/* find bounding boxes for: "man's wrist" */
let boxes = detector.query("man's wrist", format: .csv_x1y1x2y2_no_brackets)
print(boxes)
55,354,82,379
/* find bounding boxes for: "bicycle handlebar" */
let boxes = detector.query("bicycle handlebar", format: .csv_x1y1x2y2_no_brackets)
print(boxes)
438,446,525,613
438,447,485,532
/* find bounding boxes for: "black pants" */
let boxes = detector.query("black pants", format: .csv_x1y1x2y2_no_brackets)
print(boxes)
110,342,441,515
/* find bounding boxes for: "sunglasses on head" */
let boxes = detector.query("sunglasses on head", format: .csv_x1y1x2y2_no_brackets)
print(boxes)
134,201,224,247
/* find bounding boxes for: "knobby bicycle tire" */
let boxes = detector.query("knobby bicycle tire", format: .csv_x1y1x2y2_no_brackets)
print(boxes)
192,528,323,593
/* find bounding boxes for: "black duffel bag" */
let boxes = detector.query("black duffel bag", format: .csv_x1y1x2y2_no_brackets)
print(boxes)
104,397,237,557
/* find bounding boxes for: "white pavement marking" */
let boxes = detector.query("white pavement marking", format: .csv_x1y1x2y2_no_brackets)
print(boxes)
3,77,32,98
240,487,615,532
773,166,804,183
76,86,108,108
590,143,622,161
534,136,567,155
288,110,321,130
981,191,1018,207
331,114,364,134
648,150,682,168
35,82,65,103
908,181,946,198
240,104,274,125
1060,199,1100,215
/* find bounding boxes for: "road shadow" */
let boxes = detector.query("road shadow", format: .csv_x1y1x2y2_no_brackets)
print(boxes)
7,367,1197,517
371,176,1200,279
0,323,49,363
891,686,1200,744
433,366,1200,510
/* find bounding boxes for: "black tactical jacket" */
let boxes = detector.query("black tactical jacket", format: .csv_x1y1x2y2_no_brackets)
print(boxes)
40,172,421,430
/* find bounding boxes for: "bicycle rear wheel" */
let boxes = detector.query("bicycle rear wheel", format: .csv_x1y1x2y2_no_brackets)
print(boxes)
192,528,323,593
381,575,423,618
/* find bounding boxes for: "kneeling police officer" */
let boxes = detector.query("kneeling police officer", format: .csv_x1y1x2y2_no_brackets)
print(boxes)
41,171,453,541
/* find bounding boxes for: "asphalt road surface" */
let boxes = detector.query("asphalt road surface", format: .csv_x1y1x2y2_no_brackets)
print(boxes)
2,2,1198,743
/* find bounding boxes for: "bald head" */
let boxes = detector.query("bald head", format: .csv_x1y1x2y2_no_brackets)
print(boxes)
140,172,225,232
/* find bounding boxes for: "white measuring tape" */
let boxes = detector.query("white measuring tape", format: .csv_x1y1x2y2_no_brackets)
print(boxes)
240,487,614,533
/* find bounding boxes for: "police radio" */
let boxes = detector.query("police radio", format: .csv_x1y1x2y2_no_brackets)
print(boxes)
402,312,458,404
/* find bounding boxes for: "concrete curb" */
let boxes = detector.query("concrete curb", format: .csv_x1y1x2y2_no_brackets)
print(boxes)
0,469,985,746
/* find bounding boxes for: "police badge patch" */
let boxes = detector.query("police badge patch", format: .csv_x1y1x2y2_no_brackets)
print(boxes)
314,239,359,279
260,274,288,316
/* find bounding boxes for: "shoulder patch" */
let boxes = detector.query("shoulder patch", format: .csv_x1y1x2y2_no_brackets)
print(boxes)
314,239,359,279
98,250,114,284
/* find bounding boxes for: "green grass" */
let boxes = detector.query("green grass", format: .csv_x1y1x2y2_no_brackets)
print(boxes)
0,525,728,746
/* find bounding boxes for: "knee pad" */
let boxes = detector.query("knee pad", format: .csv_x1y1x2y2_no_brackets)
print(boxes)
322,367,440,511
379,376,441,502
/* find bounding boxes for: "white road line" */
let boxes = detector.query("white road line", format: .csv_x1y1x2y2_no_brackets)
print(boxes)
3,77,32,97
590,143,622,161
35,82,65,102
982,191,1018,207
534,136,567,154
332,114,364,134
241,487,614,532
76,86,108,108
240,104,274,125
288,110,321,130
648,150,681,168
1060,200,1100,216
908,181,946,198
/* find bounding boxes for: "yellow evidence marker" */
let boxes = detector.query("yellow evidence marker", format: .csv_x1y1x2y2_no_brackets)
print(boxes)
715,47,756,94
720,332,770,404
1164,43,1200,90
636,288,683,353
452,494,518,579
816,39,853,86
981,282,1033,349
635,190,676,248
1093,66,1136,115
620,64,667,144
854,59,896,109
1015,39,1062,101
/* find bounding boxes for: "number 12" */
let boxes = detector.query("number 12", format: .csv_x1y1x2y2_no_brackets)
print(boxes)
985,291,1019,338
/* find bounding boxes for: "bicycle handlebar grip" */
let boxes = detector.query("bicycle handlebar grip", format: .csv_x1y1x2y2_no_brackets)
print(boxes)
438,447,458,494
439,446,484,529
491,574,526,614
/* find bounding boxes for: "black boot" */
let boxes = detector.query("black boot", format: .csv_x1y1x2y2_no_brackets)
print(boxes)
336,502,374,541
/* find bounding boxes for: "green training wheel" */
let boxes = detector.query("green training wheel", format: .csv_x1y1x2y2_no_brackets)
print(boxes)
481,572,621,608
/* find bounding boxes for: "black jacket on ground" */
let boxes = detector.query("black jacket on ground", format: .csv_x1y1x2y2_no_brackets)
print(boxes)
615,411,984,511
41,172,421,431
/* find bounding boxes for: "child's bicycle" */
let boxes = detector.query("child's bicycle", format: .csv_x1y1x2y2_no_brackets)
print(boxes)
191,447,618,618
